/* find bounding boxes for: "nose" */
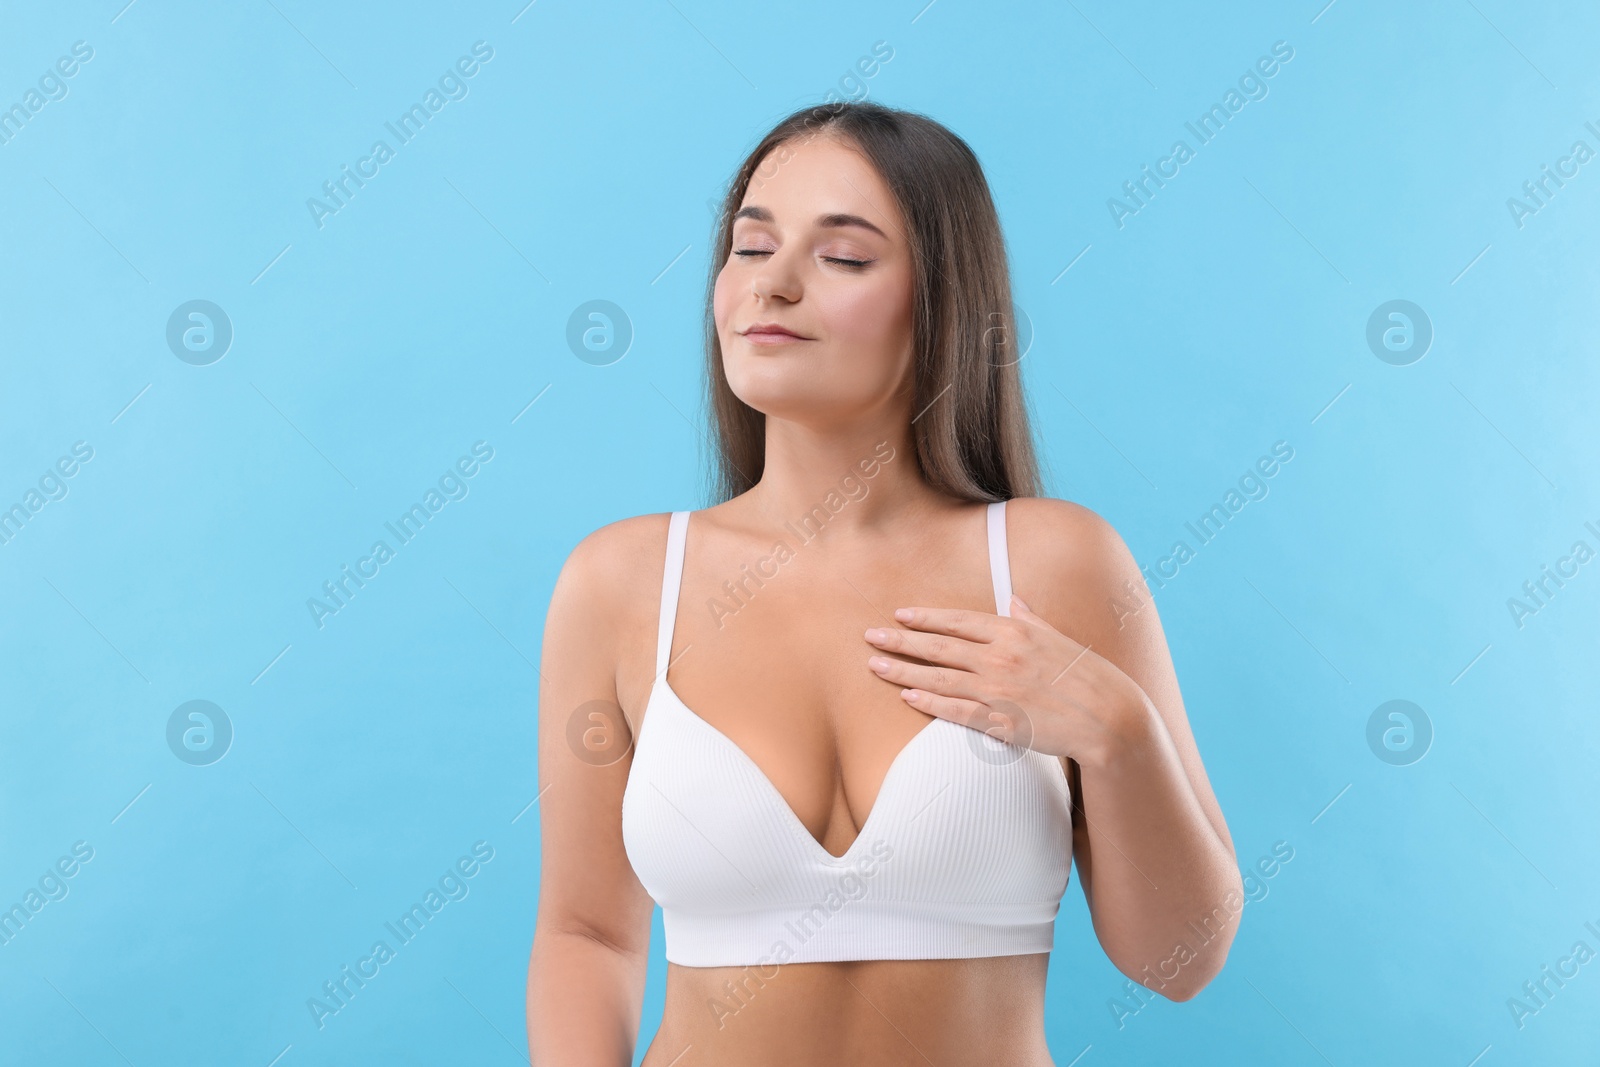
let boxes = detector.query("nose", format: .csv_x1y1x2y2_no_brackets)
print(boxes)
750,247,803,304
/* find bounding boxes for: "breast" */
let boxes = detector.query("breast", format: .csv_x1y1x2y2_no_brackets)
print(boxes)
621,682,1074,966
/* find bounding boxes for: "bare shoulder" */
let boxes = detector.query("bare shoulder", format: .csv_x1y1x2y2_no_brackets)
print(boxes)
553,511,672,607
541,511,675,708
1003,496,1149,648
1004,496,1139,588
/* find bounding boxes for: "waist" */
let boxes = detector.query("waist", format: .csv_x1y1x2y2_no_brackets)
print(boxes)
645,954,1055,1067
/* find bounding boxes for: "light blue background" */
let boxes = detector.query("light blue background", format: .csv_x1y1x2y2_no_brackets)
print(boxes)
2,1,1597,1064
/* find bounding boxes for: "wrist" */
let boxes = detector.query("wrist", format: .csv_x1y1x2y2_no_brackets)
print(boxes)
1079,693,1164,772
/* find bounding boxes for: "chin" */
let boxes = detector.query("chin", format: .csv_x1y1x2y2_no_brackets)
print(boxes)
727,368,828,417
726,349,810,387
725,375,800,415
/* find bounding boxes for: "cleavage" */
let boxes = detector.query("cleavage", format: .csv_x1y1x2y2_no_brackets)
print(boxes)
664,609,937,860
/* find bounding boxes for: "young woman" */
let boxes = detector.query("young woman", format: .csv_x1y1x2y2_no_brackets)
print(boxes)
528,101,1242,1066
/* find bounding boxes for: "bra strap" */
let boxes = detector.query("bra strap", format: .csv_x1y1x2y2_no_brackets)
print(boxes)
656,511,690,679
986,500,1013,617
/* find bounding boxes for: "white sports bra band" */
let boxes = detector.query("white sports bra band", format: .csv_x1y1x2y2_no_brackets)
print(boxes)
987,498,1014,618
654,508,689,682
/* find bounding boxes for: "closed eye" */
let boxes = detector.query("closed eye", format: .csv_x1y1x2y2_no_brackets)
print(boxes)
733,250,873,268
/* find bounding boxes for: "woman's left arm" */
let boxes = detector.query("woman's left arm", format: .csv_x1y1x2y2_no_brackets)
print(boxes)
864,499,1243,1001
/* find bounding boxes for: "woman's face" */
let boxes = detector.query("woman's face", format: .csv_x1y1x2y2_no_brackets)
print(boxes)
713,134,915,428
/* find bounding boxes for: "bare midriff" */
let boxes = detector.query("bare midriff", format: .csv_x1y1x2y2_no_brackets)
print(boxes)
639,953,1057,1066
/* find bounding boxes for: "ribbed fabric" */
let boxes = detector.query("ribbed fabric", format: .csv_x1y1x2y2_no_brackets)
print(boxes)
620,500,1074,966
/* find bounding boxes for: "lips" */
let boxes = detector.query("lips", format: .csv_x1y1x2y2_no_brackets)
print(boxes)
740,323,810,344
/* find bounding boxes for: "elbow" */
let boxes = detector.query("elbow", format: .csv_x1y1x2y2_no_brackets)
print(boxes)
1106,865,1247,1003
1112,917,1240,1004
1164,869,1247,1001
1156,932,1237,1002
1161,969,1214,1003
1162,981,1201,1003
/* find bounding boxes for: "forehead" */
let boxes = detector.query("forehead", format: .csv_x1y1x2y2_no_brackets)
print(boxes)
738,134,902,235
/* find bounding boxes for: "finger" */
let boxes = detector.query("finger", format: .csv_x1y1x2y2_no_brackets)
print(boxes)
1008,594,1089,654
891,605,1004,642
863,625,984,670
898,687,988,729
1009,593,1043,623
867,656,985,700
1008,594,1061,634
970,699,1036,749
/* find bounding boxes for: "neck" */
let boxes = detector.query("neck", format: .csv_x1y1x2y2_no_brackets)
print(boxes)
743,415,945,537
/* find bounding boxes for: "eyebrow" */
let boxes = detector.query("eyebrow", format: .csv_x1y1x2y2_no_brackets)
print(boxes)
732,205,888,239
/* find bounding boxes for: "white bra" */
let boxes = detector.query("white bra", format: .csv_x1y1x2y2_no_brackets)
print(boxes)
621,499,1074,967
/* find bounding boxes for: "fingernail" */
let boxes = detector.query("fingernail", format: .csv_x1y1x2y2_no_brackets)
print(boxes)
1011,594,1030,611
865,627,886,642
893,608,913,621
869,656,891,672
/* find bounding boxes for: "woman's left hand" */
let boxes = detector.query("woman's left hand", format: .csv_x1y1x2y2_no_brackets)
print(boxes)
863,594,1157,768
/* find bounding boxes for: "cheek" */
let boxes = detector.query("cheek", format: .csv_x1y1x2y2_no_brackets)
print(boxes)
820,273,912,357
830,290,890,339
712,266,737,333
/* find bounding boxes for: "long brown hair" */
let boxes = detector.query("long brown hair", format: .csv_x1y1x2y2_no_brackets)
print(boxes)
702,100,1043,505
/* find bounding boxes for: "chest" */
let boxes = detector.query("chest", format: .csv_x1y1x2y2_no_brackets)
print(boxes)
643,541,1002,856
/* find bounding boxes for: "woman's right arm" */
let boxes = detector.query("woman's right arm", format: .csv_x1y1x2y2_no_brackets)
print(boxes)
526,519,659,1065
